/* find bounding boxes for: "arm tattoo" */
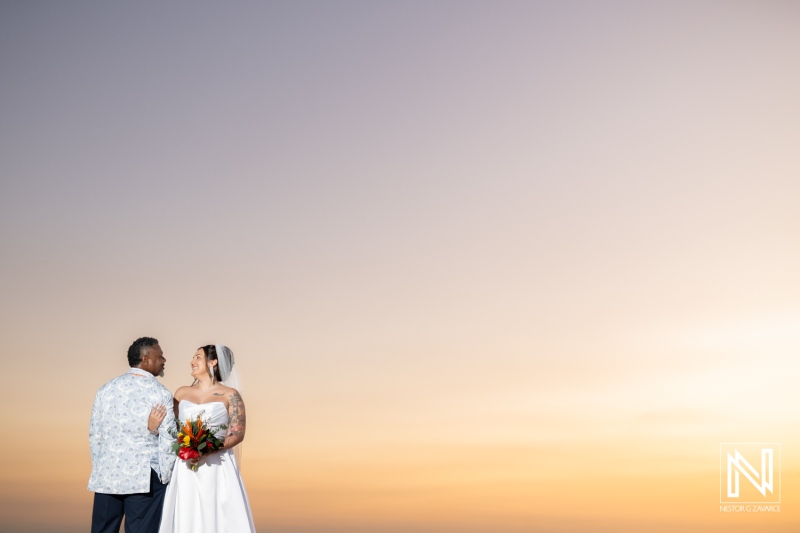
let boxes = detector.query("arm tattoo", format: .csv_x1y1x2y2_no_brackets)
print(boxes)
226,391,246,446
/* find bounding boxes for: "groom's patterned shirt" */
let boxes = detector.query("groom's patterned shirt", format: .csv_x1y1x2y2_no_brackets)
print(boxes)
88,368,177,493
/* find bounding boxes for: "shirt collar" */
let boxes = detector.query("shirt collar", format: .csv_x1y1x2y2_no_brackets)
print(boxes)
128,367,155,378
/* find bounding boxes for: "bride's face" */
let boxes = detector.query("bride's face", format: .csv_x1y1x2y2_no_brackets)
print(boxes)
190,349,209,379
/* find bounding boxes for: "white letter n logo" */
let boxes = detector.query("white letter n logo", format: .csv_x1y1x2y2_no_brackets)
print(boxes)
727,448,774,497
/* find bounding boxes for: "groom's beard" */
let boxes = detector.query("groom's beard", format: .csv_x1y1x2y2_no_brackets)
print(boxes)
158,368,165,377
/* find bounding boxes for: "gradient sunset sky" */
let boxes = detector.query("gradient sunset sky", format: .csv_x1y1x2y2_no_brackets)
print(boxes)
2,1,800,532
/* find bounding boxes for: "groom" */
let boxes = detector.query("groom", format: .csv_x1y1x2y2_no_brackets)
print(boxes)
89,337,177,533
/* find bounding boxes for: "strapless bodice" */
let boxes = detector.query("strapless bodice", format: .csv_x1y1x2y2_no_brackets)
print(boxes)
177,400,229,438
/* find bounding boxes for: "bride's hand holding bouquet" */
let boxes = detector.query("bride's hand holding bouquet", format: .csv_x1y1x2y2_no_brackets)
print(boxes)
171,413,227,471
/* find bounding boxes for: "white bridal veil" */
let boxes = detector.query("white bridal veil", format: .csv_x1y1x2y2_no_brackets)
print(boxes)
215,344,244,466
215,344,241,392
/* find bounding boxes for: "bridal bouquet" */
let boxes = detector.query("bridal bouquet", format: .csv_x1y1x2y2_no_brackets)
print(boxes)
171,413,227,471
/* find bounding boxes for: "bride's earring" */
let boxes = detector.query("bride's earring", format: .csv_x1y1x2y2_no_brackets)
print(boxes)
208,364,217,384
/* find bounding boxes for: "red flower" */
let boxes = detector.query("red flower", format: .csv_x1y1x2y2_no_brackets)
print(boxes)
179,447,200,461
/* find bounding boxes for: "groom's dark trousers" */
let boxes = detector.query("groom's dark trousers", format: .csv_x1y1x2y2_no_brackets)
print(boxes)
91,469,167,533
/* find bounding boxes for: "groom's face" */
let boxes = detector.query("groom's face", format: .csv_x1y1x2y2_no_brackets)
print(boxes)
143,344,166,377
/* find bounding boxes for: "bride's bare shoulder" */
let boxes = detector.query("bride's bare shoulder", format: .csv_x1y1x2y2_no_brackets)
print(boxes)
173,386,192,401
219,385,242,399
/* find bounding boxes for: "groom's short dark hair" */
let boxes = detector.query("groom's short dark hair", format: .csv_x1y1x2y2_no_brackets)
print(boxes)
128,337,159,367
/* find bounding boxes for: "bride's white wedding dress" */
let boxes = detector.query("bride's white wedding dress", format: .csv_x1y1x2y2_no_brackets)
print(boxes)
159,400,256,533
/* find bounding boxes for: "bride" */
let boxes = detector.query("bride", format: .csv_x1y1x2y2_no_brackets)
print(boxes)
151,345,256,533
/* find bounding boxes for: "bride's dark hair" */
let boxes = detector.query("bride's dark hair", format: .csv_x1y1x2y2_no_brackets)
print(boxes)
200,345,223,382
